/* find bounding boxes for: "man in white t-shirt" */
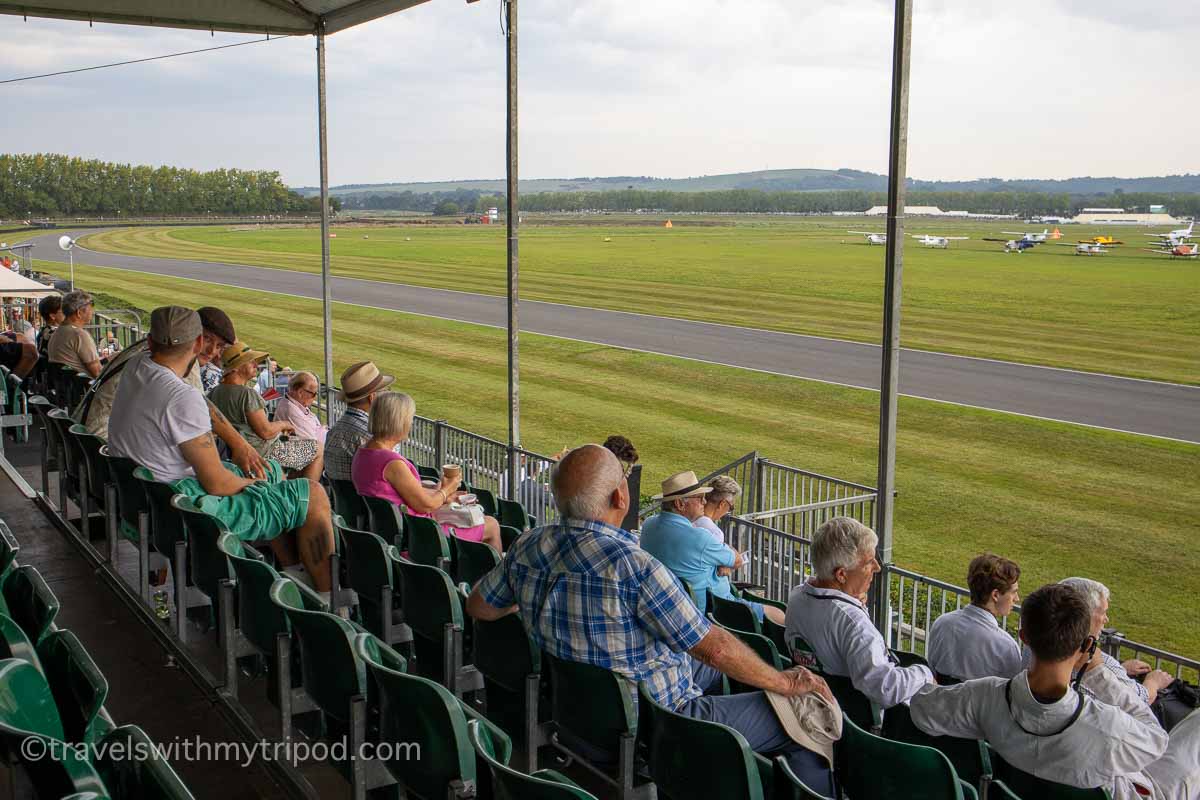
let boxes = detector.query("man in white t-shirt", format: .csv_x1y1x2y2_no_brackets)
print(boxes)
108,306,334,596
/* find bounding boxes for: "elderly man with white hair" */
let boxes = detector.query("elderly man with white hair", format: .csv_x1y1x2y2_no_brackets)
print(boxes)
785,516,934,709
1059,576,1174,708
273,370,328,446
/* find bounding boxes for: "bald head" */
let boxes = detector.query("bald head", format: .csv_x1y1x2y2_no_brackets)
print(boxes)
551,444,628,524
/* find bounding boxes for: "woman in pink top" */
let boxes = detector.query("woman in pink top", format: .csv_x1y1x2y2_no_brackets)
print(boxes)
274,371,328,446
351,392,503,552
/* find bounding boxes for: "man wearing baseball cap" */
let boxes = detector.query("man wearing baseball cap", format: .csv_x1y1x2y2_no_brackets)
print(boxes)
107,306,334,596
80,305,266,480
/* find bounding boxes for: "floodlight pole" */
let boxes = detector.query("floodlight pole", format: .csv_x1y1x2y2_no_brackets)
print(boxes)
504,0,521,500
69,247,75,290
871,0,913,641
316,24,335,418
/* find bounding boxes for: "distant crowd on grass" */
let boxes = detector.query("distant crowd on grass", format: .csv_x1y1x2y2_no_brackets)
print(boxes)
37,294,1200,798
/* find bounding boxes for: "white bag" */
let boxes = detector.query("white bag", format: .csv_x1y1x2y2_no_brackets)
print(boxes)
432,501,485,530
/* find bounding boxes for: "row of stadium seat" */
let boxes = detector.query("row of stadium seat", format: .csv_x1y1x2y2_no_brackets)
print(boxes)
26,366,1108,799
0,518,195,798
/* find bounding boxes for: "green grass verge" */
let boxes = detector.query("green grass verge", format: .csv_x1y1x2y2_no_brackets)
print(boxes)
80,219,1200,384
33,256,1200,658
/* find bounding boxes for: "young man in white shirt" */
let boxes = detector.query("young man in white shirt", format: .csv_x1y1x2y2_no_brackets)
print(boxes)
925,553,1023,682
911,583,1197,800
107,306,335,596
784,516,933,709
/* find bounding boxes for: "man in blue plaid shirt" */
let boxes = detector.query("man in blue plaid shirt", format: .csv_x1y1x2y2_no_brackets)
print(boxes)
468,444,835,791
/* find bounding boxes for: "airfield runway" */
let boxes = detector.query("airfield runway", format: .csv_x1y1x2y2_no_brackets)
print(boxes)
26,230,1200,443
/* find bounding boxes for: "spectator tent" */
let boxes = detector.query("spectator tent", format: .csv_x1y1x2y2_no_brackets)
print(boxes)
0,271,57,299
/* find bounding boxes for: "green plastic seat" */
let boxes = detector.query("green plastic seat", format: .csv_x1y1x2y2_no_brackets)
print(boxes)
821,673,881,732
37,629,113,745
136,467,208,640
404,513,450,571
0,518,19,580
216,531,324,731
636,681,764,800
835,717,965,800
95,724,197,800
5,370,28,443
267,577,366,731
355,632,510,800
497,498,530,532
0,656,63,738
543,652,645,798
761,616,790,659
102,447,148,546
69,424,110,513
709,591,762,634
469,718,598,800
711,619,790,695
337,521,406,645
988,746,1111,799
390,555,474,696
881,702,991,787
416,464,441,482
452,536,499,587
0,614,44,673
474,611,547,771
170,495,233,611
741,589,787,613
472,488,498,518
330,478,369,531
363,495,405,549
3,564,60,645
771,755,834,800
48,408,83,508
29,394,59,494
499,524,522,552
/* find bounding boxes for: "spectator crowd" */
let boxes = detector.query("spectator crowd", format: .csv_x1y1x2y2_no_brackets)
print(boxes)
41,295,1199,799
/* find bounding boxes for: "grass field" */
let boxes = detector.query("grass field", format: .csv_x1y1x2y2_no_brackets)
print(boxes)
80,218,1200,384
32,252,1200,659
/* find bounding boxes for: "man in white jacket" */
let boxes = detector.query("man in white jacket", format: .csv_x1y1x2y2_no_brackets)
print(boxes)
910,583,1197,800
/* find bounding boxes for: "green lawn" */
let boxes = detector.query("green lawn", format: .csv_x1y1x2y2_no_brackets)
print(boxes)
80,219,1200,383
34,257,1200,660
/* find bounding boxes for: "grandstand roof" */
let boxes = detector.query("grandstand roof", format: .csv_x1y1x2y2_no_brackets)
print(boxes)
0,0,430,35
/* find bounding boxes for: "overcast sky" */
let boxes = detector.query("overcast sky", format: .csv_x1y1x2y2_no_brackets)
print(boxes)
1,0,1196,186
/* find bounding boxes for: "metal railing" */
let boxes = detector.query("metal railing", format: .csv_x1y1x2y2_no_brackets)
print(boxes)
724,516,815,602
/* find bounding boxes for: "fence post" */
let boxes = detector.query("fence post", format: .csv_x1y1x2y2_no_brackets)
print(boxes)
434,420,447,474
507,446,519,502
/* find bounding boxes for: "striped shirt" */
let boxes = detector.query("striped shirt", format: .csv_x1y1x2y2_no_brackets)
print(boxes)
476,517,711,710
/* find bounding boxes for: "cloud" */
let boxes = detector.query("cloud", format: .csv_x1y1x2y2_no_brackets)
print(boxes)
0,0,1195,184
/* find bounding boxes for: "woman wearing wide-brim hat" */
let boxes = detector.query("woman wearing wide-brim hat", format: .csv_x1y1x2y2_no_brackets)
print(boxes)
209,340,324,481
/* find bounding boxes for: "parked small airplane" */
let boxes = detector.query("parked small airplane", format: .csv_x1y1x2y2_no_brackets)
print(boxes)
848,231,887,245
1144,243,1199,259
1000,228,1054,243
1079,235,1123,246
983,238,1040,253
1144,220,1194,247
911,234,969,249
1068,243,1110,256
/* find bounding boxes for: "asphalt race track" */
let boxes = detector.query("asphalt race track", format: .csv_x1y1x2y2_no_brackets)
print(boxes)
25,230,1200,444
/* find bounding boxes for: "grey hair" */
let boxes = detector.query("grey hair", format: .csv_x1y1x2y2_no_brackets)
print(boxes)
552,445,622,520
811,516,878,580
368,392,414,440
288,370,318,392
1059,577,1110,615
707,475,742,505
61,290,93,318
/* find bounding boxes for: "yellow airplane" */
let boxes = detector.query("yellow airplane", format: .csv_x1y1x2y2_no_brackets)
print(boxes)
1079,235,1124,246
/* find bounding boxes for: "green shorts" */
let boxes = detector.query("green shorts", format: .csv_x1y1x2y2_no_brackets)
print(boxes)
170,460,310,543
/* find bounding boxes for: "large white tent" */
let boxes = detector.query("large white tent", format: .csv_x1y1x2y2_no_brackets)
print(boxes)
0,270,58,299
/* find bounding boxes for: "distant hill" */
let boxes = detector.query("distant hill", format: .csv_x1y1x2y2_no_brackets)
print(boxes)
294,169,1200,197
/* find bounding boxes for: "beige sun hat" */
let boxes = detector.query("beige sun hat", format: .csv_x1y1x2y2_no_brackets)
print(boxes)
221,340,269,375
764,677,843,768
653,470,713,502
340,360,395,403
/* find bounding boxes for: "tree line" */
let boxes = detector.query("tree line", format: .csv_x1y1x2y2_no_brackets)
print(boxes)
346,186,1200,218
0,153,337,218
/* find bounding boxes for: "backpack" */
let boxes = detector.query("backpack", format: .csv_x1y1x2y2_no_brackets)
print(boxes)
1150,678,1200,732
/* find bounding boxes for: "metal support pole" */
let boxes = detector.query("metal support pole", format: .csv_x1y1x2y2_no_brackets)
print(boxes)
871,0,913,635
504,0,521,501
68,248,74,291
316,26,335,412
